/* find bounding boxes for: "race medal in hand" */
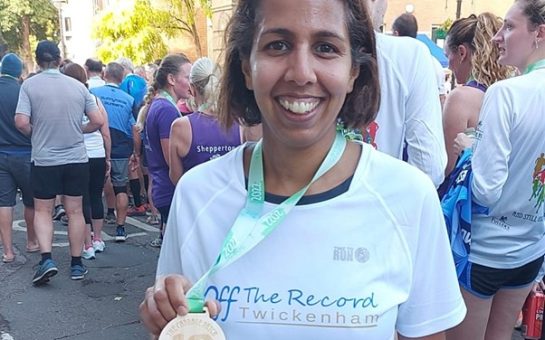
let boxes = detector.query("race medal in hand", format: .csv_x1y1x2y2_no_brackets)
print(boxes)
159,308,226,340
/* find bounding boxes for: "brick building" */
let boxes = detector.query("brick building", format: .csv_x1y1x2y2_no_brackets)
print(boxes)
384,0,513,35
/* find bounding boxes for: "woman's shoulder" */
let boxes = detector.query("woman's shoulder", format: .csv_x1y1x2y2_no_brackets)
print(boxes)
359,145,436,194
444,86,484,115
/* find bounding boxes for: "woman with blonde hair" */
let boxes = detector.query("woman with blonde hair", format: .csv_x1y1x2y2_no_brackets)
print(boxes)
442,12,512,177
168,57,242,185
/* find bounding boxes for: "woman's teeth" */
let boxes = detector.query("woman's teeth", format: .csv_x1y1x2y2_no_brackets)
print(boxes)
279,99,318,114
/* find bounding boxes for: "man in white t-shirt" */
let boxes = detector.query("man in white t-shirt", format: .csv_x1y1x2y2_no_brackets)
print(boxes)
365,0,447,187
392,13,447,108
84,58,105,90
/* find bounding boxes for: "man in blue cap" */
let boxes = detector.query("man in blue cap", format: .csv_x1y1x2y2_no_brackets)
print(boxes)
0,53,39,264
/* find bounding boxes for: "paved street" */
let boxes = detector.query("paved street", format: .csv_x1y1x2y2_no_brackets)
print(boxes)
0,201,530,339
0,200,160,340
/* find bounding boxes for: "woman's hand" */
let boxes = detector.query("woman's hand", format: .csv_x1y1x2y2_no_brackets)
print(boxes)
139,274,221,337
453,133,474,157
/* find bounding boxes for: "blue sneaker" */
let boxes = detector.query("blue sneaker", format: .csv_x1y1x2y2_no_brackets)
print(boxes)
70,264,88,280
32,259,58,285
115,226,127,242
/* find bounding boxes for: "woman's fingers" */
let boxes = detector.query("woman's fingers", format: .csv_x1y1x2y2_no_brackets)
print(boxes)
139,275,192,336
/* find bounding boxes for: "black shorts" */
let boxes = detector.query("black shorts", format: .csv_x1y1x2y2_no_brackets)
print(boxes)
31,162,89,199
0,153,33,207
459,255,545,298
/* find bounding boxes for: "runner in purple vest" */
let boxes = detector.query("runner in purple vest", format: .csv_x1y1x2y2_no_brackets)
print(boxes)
169,57,242,185
138,53,192,248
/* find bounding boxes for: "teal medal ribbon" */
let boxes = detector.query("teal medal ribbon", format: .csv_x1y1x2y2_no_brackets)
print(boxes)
159,90,181,117
524,59,545,74
185,131,347,312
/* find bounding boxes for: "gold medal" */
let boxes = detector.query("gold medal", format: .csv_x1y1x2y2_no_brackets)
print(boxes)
159,308,226,340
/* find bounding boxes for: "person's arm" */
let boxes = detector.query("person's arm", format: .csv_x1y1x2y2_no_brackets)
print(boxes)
168,117,192,185
442,88,471,175
396,179,466,337
82,109,103,133
82,91,104,133
14,83,32,136
96,98,111,174
15,114,32,136
405,46,447,187
471,85,512,207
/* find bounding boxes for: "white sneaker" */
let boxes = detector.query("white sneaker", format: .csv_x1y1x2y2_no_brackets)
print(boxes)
92,240,105,253
82,246,95,260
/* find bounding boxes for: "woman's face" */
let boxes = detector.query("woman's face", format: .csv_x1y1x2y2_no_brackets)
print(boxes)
171,62,192,101
445,39,472,84
493,2,538,71
242,0,359,149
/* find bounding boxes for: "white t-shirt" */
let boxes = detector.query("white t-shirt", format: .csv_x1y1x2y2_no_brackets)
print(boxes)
157,143,466,339
373,33,447,187
88,75,105,90
471,69,545,269
432,58,447,96
83,94,105,158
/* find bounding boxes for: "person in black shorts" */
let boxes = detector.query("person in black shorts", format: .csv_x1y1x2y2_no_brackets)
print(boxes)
14,40,103,284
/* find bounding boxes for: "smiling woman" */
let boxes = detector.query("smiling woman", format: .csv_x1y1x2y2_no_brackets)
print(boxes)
139,0,466,339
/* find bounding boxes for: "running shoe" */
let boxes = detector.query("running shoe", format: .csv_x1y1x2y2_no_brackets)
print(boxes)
149,236,162,248
93,240,106,253
60,215,69,226
32,259,58,285
146,215,160,226
127,205,147,216
82,246,95,260
115,226,127,242
52,204,66,221
105,212,116,225
70,264,88,280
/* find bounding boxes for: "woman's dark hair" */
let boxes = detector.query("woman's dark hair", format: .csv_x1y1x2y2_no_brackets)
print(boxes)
218,0,380,130
61,62,88,87
517,0,545,28
135,53,191,132
447,15,478,52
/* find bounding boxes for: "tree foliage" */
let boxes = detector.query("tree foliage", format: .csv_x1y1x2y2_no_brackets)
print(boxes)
93,0,174,65
0,0,58,66
158,0,211,57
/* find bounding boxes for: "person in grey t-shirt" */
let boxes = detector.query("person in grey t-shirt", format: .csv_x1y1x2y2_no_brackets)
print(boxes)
14,40,104,285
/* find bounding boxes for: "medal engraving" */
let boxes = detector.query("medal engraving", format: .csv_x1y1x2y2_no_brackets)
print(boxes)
159,309,226,340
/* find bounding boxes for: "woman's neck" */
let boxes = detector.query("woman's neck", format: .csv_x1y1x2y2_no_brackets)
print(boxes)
521,50,545,73
245,126,358,197
163,87,179,102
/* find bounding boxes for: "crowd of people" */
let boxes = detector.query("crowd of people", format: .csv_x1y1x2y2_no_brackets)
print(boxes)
1,0,545,339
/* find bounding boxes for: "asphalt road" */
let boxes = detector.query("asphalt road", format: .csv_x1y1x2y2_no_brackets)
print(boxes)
0,200,530,340
0,200,160,340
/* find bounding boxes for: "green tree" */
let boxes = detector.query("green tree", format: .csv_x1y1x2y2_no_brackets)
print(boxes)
159,0,211,58
93,0,174,65
0,0,58,71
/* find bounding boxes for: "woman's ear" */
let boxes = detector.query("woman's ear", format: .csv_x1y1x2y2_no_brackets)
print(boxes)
241,59,254,90
167,73,176,86
347,65,360,94
536,24,545,45
458,44,469,62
